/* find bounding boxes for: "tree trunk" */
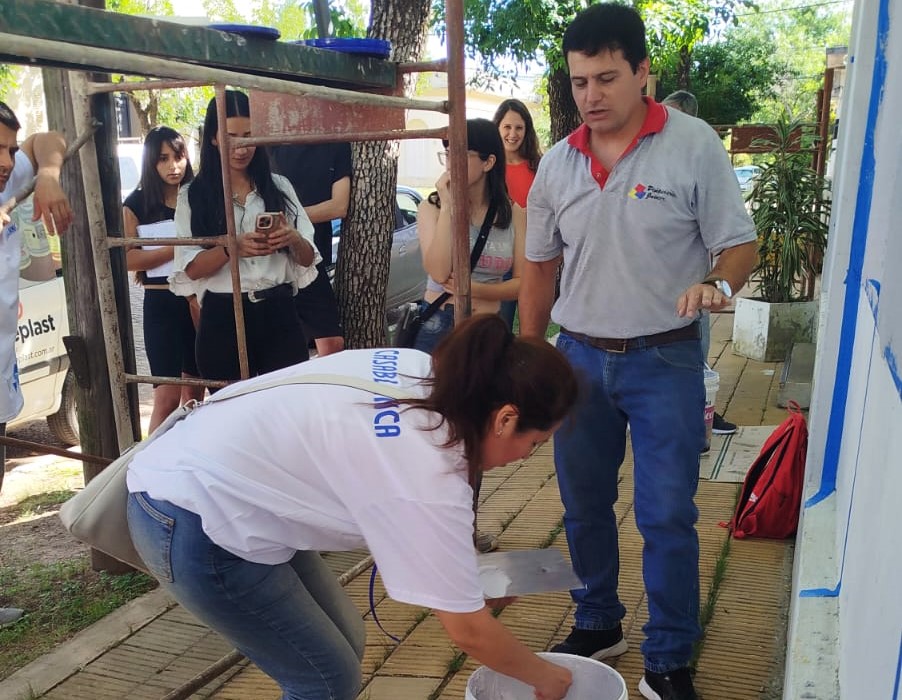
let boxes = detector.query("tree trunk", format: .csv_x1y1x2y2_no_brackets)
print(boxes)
547,66,581,144
677,46,691,90
336,0,432,348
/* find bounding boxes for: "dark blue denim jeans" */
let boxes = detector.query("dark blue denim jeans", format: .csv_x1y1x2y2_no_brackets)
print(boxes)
127,492,365,700
412,303,455,355
554,331,705,673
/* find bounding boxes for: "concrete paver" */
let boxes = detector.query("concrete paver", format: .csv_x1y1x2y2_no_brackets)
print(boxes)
0,311,794,700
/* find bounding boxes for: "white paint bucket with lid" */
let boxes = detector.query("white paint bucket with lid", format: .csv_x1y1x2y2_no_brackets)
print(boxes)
704,367,720,450
465,652,628,700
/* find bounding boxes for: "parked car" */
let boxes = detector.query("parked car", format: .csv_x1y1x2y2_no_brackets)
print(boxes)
329,185,426,311
734,165,761,193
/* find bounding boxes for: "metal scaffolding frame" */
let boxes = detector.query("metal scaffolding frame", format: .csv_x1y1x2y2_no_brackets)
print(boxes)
1,1,472,695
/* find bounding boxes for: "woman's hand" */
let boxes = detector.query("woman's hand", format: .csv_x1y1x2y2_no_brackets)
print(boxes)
435,170,452,202
533,661,572,700
235,230,271,258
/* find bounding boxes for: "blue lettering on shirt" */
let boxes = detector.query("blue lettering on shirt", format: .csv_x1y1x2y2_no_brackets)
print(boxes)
370,349,402,438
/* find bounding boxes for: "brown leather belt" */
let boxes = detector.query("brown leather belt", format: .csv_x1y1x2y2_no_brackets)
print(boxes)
561,322,700,353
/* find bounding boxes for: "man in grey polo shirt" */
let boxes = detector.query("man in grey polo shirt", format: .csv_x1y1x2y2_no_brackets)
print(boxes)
518,5,757,700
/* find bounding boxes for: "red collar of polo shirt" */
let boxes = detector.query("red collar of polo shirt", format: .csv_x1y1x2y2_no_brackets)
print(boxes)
568,96,668,188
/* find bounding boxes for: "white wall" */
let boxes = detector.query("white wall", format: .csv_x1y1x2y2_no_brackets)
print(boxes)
785,0,902,695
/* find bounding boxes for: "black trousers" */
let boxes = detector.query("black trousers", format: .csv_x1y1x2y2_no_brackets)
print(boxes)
196,291,309,385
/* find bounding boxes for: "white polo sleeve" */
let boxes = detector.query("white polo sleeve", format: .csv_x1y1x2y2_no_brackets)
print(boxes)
525,159,564,262
694,128,757,254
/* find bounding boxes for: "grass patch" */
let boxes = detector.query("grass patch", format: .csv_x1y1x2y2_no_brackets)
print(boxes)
10,490,75,521
511,310,561,340
690,485,741,667
0,559,156,680
539,517,565,549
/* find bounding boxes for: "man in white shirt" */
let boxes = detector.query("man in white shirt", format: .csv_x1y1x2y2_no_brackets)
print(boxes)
1,99,73,627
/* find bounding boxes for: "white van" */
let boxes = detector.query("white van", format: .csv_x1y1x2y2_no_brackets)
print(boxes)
7,196,79,445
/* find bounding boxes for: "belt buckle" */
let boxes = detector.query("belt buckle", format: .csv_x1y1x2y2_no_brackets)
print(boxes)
607,338,629,353
247,289,264,303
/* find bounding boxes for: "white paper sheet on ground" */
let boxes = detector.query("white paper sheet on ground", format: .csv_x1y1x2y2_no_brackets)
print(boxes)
136,219,177,279
478,549,583,598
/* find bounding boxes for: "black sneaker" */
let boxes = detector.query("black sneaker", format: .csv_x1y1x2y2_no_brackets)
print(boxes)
711,413,737,435
639,667,698,700
550,624,628,660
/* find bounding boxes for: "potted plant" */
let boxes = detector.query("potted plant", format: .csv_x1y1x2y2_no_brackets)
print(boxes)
733,115,831,362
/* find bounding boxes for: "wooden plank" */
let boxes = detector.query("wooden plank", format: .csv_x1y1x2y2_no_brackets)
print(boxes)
0,0,395,89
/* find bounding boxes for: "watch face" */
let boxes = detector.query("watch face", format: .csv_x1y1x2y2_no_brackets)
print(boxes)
720,280,733,298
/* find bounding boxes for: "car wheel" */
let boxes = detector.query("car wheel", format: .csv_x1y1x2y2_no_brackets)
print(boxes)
47,370,80,447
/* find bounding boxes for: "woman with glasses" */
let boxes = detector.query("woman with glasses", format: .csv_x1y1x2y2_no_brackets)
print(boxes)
415,118,526,355
416,119,527,553
170,91,319,384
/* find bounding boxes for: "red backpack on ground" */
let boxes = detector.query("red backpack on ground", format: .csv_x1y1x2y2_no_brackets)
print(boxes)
722,403,808,539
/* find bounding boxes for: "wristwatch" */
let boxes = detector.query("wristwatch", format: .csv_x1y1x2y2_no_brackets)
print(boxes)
702,277,733,298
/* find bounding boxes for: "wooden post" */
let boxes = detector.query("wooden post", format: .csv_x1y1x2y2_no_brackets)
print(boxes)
445,0,471,323
42,66,136,573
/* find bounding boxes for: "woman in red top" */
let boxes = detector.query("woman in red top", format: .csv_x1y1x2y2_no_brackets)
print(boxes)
493,99,542,209
493,99,542,330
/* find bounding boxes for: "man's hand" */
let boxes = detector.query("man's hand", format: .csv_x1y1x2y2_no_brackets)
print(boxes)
484,596,518,611
676,282,732,319
33,171,74,234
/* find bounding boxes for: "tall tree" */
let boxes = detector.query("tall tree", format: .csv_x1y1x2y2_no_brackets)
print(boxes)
655,32,786,124
336,0,433,347
734,0,852,121
445,0,747,144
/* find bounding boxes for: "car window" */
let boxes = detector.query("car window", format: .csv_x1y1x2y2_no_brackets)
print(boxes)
118,155,140,195
396,191,419,226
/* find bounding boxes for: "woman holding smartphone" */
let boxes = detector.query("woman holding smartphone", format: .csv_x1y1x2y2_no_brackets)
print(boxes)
171,91,318,382
124,126,205,431
126,314,576,700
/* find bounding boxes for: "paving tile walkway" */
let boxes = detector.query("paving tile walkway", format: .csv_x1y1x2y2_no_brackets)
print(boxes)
0,311,795,700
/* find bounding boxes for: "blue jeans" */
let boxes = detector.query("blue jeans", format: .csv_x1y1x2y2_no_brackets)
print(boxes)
699,309,711,363
127,492,365,700
498,269,517,330
554,332,705,673
412,303,455,354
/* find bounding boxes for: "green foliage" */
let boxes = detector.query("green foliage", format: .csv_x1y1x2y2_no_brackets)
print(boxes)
0,559,156,679
747,115,831,303
0,63,20,97
735,0,852,121
637,0,750,84
656,32,786,124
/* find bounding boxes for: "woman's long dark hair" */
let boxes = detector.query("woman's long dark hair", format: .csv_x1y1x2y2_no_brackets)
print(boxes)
139,126,193,224
407,314,578,486
188,90,294,237
493,98,542,173
432,118,513,230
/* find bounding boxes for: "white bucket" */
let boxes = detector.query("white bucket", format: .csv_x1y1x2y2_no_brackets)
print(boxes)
703,368,720,450
465,652,628,700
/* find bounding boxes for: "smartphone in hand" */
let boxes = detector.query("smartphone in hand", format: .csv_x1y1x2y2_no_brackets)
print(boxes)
255,211,282,232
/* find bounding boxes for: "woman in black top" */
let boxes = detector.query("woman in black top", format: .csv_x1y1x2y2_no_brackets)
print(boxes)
124,126,204,432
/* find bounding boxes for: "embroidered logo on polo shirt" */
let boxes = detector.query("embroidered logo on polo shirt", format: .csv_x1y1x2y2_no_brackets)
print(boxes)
628,183,676,202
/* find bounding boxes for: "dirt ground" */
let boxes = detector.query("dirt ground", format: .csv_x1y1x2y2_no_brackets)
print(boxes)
0,419,91,571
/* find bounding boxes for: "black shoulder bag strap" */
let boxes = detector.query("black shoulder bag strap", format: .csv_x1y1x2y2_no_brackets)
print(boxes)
417,201,499,326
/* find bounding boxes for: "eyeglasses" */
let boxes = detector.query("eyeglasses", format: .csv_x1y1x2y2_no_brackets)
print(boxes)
436,150,485,166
